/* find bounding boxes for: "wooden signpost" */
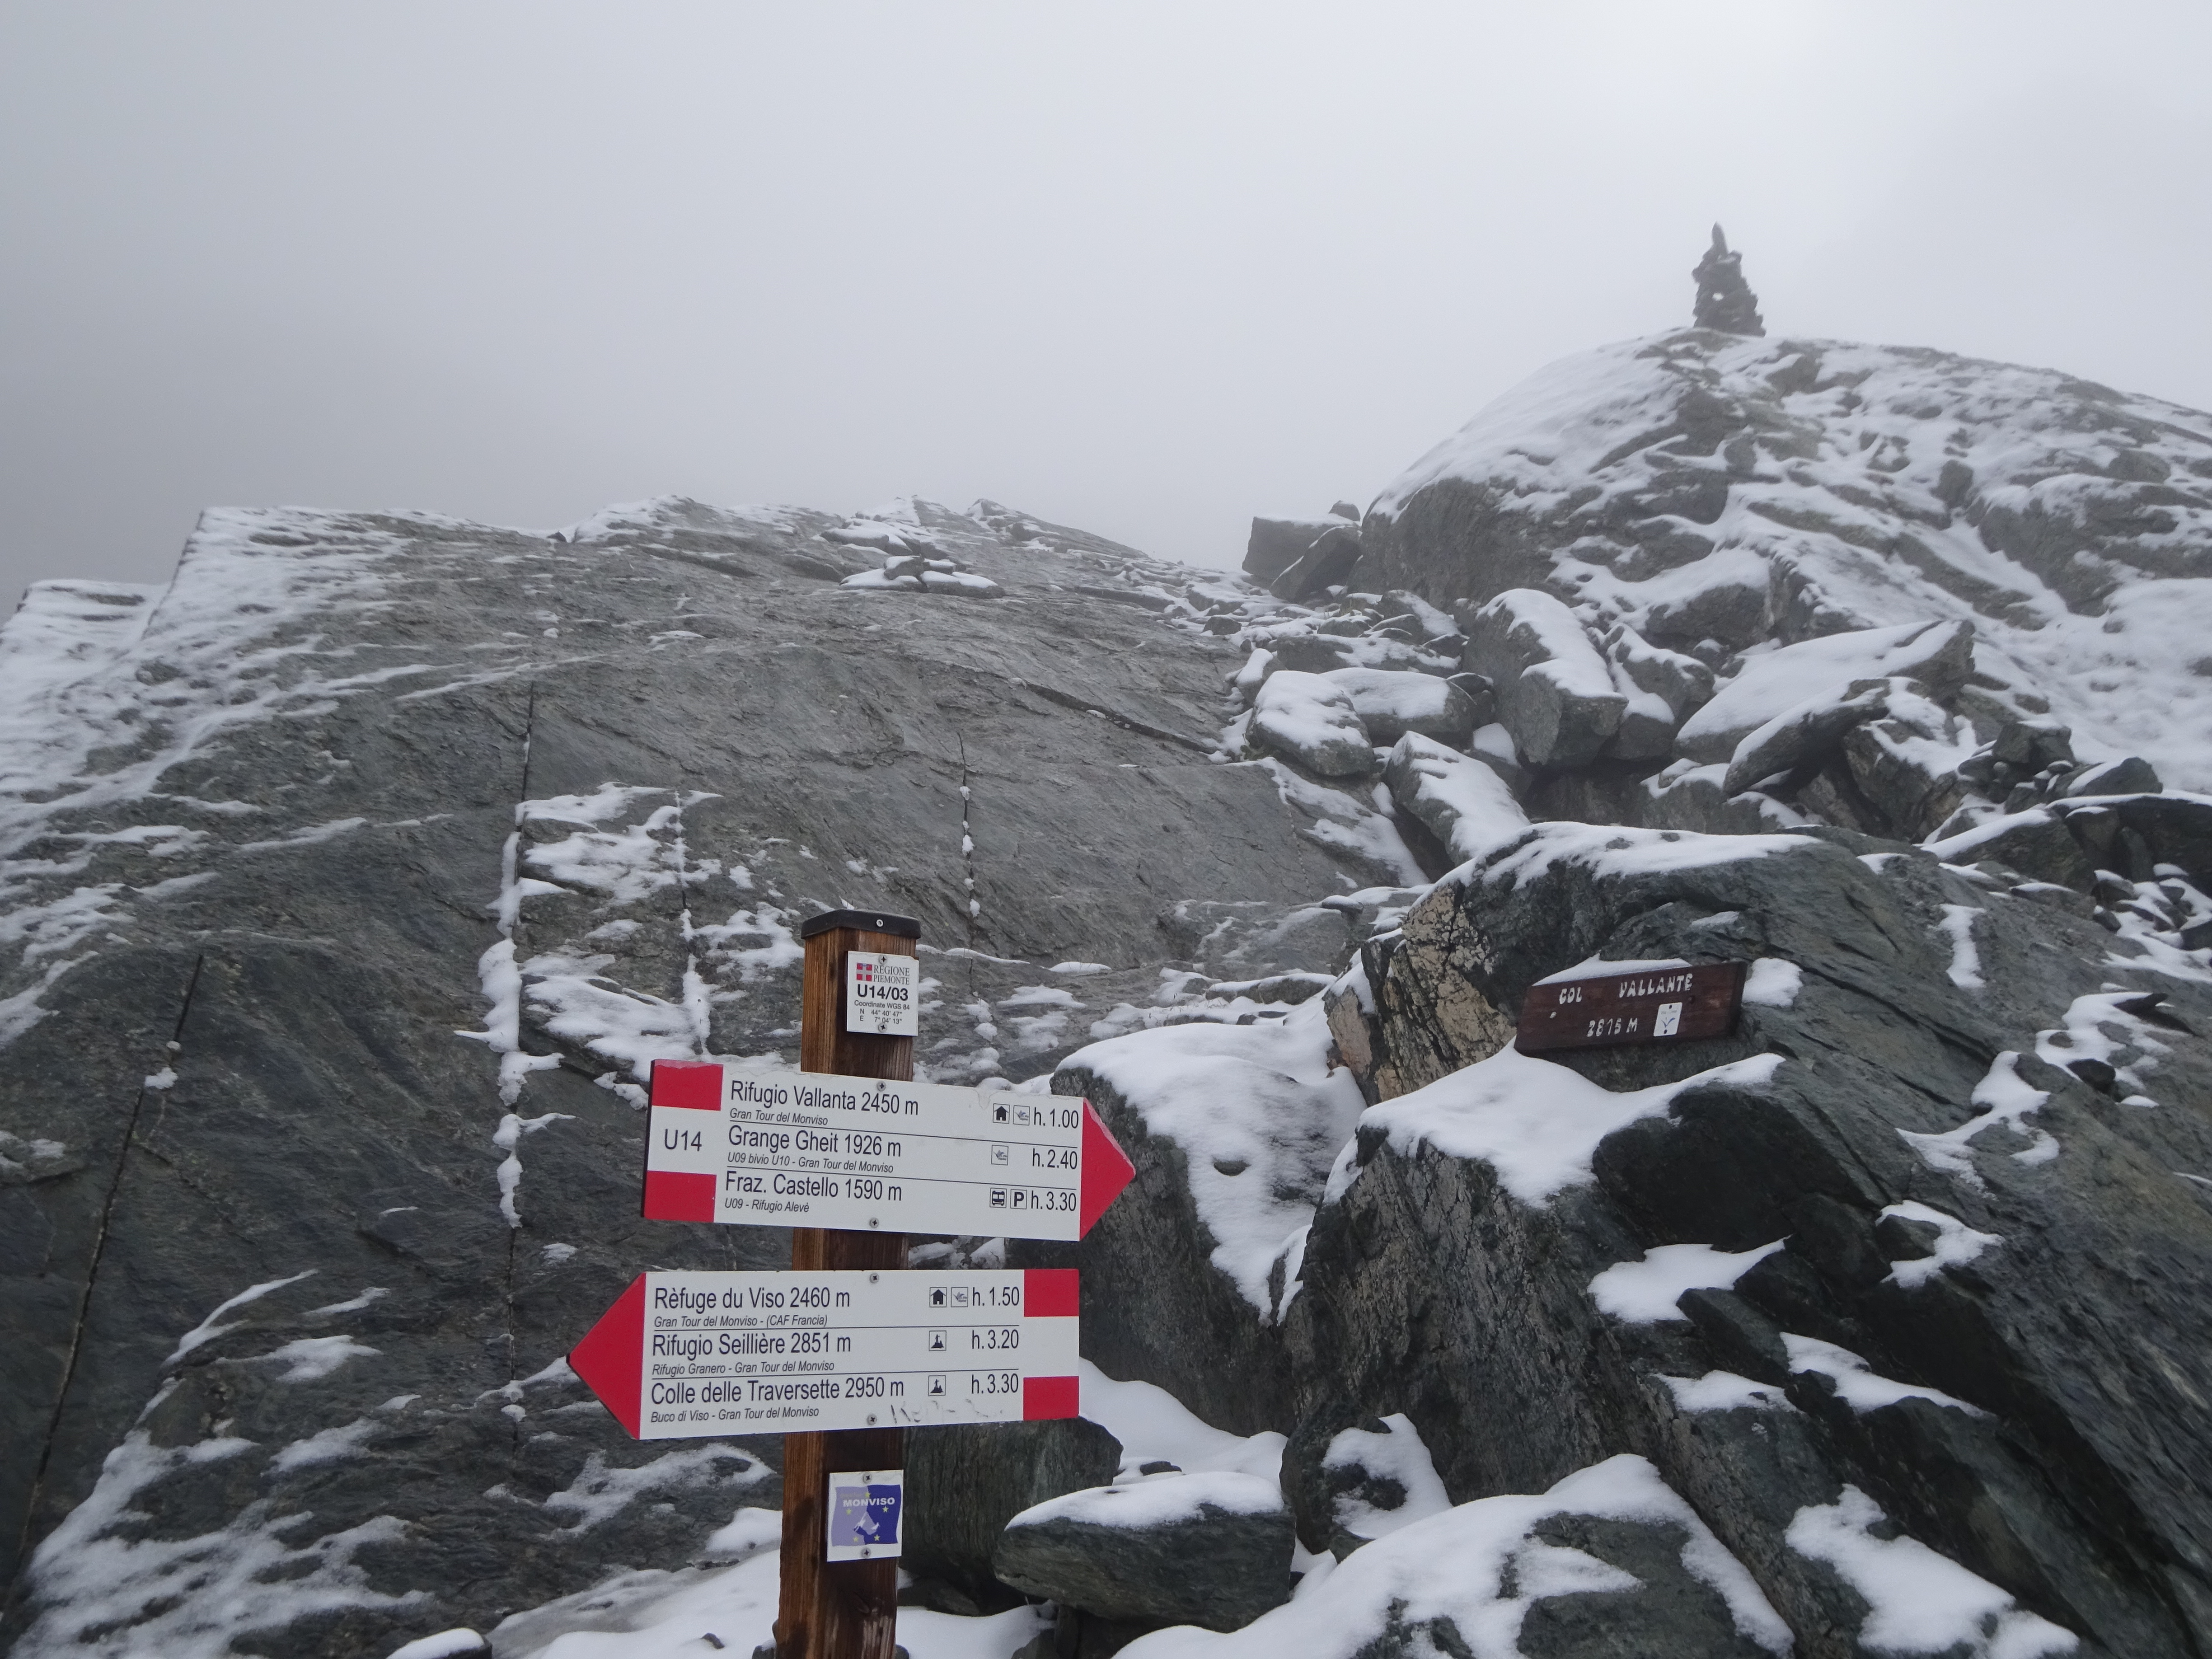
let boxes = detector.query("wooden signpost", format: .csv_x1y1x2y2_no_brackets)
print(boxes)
1515,961,1746,1054
783,909,916,1659
568,907,1136,1659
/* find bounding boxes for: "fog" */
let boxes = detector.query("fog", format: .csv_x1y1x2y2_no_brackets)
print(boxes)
4,2,2208,614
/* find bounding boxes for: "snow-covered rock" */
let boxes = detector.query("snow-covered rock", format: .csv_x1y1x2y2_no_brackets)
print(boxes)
1676,619,1975,764
995,1472,1294,1633
1247,670,1379,780
1362,329,2212,795
1319,667,1479,747
1463,588,1626,767
1382,734,1530,865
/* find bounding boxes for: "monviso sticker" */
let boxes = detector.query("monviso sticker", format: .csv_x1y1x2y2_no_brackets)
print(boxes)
825,1467,904,1561
845,951,919,1036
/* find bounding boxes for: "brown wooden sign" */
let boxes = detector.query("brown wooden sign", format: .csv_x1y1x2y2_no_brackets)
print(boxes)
1515,961,1746,1054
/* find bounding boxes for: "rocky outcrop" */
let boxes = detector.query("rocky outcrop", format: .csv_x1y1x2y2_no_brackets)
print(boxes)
1356,331,2212,801
0,497,1391,1654
1286,825,2212,1657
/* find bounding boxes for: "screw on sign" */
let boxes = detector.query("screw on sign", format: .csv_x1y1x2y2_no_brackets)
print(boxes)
1515,961,1747,1054
566,909,1137,1659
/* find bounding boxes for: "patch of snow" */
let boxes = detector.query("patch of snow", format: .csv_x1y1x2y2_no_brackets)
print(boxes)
1008,1469,1284,1532
1123,1453,1787,1659
251,1335,379,1383
544,1446,769,1533
303,1287,388,1318
1588,1239,1786,1322
384,1631,487,1659
269,1418,381,1474
164,1270,318,1367
1742,957,1804,1007
1782,1335,1984,1415
1659,1371,1797,1413
1899,1052,2056,1189
1938,904,1986,990
1334,1045,1785,1209
1882,1200,2005,1290
1786,1486,2076,1657
1078,1360,1287,1482
1058,998,1368,1314
1322,1414,1453,1542
1534,953,1692,985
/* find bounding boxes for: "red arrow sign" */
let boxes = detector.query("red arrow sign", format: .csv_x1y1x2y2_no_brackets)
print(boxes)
1078,1101,1134,1236
641,1064,1138,1241
570,1268,1083,1439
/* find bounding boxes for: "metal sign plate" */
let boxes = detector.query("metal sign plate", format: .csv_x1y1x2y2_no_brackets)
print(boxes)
568,1267,1082,1440
642,1062,1134,1240
1515,961,1746,1054
845,950,920,1037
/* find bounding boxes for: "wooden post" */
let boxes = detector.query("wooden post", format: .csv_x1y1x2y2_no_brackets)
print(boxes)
775,909,919,1659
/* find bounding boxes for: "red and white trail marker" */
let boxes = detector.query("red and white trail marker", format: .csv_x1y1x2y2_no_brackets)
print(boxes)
570,1267,1082,1440
641,1062,1136,1242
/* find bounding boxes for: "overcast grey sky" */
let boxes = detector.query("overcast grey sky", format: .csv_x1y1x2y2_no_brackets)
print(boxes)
4,2,2208,615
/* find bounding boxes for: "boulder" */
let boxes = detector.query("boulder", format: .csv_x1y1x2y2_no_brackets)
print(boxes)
993,1472,1295,1631
1270,523,1364,602
1384,735,1531,866
1322,668,1479,747
1925,808,2098,891
1678,620,1976,764
1244,516,1346,586
1258,633,1357,677
1603,623,1715,723
1841,696,1978,841
2062,756,2163,799
1718,677,1893,797
1464,590,1625,769
905,1417,1125,1604
1248,671,1379,780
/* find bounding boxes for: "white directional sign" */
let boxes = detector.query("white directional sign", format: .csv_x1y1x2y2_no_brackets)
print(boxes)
569,1267,1082,1440
642,1061,1134,1241
845,951,919,1036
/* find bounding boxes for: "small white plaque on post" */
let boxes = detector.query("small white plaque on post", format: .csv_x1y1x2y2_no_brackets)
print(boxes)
826,1468,904,1561
845,951,919,1036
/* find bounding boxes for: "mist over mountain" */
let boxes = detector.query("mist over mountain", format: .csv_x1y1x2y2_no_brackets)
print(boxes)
5,245,2212,1657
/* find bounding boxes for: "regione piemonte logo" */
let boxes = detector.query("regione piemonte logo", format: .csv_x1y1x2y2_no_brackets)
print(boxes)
845,951,919,1036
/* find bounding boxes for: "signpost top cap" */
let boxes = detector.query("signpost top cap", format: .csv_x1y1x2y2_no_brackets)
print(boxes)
800,908,922,941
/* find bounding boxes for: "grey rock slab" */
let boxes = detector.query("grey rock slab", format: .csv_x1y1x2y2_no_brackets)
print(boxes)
905,1416,1124,1604
993,1472,1294,1630
0,497,1393,1655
